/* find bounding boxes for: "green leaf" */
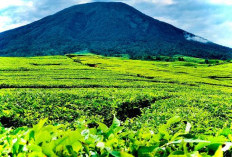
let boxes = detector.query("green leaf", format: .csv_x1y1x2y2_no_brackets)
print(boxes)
41,141,58,157
33,119,48,132
66,145,74,155
28,130,35,141
138,146,158,156
188,151,201,157
28,144,42,152
110,151,121,157
170,151,185,155
220,128,232,136
110,116,120,131
195,142,211,151
90,134,103,142
72,141,82,153
208,144,222,152
35,130,52,144
28,152,46,157
166,116,181,127
213,146,223,157
169,155,187,157
13,139,20,154
106,116,121,138
83,144,90,155
98,122,109,133
120,152,134,157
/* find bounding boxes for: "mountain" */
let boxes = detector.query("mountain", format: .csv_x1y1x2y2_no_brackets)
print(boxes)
0,2,231,59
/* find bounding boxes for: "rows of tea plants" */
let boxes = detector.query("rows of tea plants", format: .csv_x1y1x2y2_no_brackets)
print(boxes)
0,88,171,127
0,55,232,129
0,82,231,134
0,54,232,153
75,55,232,89
1,55,231,89
0,56,160,88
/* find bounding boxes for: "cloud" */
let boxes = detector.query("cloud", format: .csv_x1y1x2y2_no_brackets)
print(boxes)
208,0,232,5
123,0,175,5
199,21,232,46
0,0,33,10
77,0,93,4
0,16,11,32
144,0,175,5
0,0,231,47
0,14,31,32
130,0,232,47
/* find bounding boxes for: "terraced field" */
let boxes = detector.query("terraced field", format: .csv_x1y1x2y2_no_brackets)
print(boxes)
0,55,231,132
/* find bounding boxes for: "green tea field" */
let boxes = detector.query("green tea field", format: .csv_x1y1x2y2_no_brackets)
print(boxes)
0,54,232,156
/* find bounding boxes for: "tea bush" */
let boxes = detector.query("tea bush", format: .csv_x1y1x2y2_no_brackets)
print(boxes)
1,116,231,156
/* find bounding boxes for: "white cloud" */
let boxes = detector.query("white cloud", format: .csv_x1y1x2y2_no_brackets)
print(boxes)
76,0,93,4
125,0,175,5
0,16,11,31
203,21,232,47
208,0,232,5
149,0,175,5
184,33,209,44
155,16,232,47
0,16,29,32
0,0,35,32
0,0,33,10
0,16,13,32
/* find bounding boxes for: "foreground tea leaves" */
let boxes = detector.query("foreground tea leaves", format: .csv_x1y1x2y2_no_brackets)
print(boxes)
0,116,232,156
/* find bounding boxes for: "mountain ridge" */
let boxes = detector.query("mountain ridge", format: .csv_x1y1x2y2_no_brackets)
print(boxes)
0,2,231,59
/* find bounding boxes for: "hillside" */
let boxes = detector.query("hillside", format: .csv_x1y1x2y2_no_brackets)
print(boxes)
0,2,231,59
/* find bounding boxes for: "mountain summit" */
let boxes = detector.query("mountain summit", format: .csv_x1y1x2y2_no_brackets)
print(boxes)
0,2,231,59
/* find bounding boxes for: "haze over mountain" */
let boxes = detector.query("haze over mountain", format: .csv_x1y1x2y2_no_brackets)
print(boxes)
0,2,231,59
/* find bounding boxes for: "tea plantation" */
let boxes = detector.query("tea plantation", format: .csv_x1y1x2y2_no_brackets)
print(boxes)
0,54,232,156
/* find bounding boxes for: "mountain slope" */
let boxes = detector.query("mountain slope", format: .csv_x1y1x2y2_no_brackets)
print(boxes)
0,2,231,59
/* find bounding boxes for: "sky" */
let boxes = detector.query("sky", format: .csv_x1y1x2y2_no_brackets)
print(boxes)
0,0,232,47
